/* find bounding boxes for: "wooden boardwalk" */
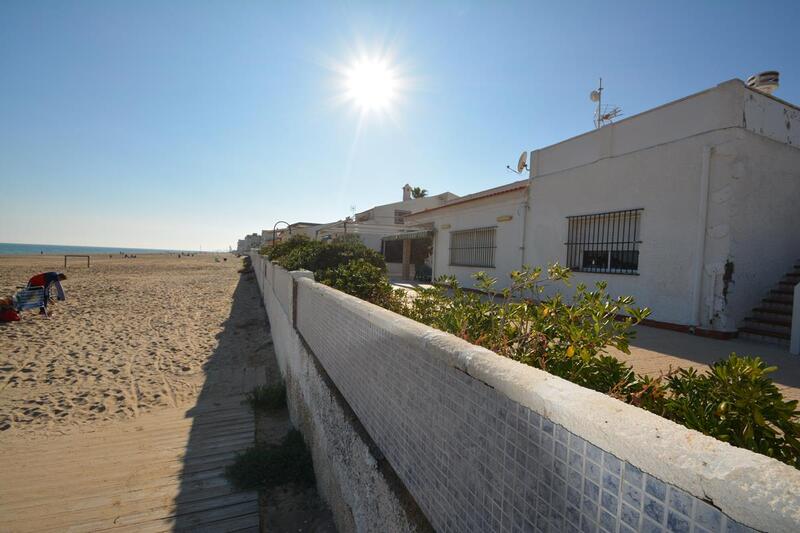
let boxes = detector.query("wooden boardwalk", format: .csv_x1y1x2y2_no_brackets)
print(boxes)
1,400,261,532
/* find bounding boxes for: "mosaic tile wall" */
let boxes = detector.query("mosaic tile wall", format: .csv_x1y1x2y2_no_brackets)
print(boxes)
272,264,293,317
293,279,756,533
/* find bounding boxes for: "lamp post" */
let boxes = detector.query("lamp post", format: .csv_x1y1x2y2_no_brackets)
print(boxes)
272,221,291,247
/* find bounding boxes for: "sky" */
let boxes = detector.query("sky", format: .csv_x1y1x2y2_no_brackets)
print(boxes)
1,1,798,251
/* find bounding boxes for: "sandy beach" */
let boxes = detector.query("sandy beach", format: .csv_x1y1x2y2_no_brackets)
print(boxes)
0,253,243,436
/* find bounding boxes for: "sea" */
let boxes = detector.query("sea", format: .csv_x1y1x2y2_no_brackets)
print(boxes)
0,243,198,256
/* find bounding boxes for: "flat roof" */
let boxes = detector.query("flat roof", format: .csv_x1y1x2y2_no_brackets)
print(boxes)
405,179,528,219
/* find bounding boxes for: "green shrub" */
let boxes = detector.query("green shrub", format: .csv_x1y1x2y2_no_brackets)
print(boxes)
662,355,800,467
267,235,386,274
393,265,800,468
264,234,311,262
244,382,287,413
317,259,405,311
225,429,315,492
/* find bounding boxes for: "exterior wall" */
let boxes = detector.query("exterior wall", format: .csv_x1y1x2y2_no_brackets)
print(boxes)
252,254,431,533
743,88,800,147
527,129,738,327
251,253,800,532
525,79,800,330
724,130,800,327
413,191,527,290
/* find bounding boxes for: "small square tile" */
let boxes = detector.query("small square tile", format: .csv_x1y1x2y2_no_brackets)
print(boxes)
555,441,568,462
666,511,690,533
620,502,641,530
584,459,601,483
598,510,616,533
694,500,722,531
667,487,692,517
600,490,618,514
645,476,667,501
641,517,665,533
643,496,665,524
585,443,602,464
622,482,643,510
583,479,600,502
602,471,620,494
602,453,621,476
623,463,644,489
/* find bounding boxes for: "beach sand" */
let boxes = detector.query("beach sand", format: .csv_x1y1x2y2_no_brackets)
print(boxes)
0,253,243,436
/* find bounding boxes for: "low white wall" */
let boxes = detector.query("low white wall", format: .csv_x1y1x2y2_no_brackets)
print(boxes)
251,254,431,533
252,253,800,532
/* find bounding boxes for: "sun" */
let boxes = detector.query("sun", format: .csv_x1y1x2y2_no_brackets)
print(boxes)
343,57,398,113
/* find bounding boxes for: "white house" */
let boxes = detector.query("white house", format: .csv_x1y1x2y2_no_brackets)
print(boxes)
314,185,458,277
408,79,800,342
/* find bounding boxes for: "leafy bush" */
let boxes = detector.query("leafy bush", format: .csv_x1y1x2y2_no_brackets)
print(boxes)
264,234,311,262
661,355,800,467
317,259,405,311
395,265,800,468
225,429,315,492
244,382,287,413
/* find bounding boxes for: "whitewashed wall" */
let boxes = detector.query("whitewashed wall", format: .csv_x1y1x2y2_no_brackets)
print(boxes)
251,253,800,532
413,191,527,290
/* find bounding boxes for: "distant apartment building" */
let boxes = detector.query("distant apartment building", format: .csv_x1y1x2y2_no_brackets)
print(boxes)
236,233,262,253
407,79,800,341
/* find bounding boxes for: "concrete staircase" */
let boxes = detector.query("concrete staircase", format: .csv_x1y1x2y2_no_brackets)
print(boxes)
739,261,799,347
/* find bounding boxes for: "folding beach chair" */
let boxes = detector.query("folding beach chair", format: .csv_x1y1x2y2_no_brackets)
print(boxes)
13,286,48,316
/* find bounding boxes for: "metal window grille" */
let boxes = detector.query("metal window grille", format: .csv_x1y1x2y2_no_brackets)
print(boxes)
394,210,411,224
565,208,642,275
449,227,496,267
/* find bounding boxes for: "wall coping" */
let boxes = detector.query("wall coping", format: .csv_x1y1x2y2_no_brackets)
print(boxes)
294,273,800,532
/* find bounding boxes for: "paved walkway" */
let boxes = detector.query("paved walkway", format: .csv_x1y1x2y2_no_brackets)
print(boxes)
609,325,800,402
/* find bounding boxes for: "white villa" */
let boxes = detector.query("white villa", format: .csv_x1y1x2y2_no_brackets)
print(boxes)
313,185,458,278
407,79,800,342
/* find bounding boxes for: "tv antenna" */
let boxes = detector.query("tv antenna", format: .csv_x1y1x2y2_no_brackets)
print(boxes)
506,151,528,174
591,77,623,128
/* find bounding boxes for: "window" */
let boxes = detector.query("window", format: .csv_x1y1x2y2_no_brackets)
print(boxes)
449,227,496,267
565,209,642,274
394,210,411,224
382,240,403,263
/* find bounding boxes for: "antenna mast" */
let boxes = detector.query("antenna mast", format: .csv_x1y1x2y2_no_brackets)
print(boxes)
590,77,622,128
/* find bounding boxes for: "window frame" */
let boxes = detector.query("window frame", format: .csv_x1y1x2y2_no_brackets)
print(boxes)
449,226,497,268
564,208,643,275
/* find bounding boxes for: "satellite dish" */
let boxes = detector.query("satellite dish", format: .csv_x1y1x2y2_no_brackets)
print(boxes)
590,90,600,102
517,151,528,173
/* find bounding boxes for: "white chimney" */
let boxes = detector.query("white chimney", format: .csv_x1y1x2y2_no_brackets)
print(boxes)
402,184,412,201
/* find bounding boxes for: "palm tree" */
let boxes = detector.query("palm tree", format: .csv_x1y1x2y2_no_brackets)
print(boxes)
411,186,428,198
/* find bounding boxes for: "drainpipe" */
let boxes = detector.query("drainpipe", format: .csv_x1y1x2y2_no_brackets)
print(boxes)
520,150,534,268
691,146,713,328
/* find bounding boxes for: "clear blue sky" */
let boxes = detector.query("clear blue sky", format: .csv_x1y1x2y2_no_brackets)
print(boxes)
1,1,798,251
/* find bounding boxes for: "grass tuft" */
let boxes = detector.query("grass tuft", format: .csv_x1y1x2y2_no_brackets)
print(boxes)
225,429,315,491
245,382,287,413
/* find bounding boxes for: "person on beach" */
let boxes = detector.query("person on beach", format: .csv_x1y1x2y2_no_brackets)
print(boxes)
25,272,67,312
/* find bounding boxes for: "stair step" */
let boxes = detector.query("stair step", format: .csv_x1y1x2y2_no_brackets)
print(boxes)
771,289,794,295
738,327,790,340
753,307,792,316
744,316,792,327
778,280,799,286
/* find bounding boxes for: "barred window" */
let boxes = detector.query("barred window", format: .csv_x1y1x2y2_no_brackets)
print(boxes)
449,227,496,267
565,209,642,274
394,210,411,224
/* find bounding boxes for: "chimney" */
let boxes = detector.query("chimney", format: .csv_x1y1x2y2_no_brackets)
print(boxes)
402,184,412,201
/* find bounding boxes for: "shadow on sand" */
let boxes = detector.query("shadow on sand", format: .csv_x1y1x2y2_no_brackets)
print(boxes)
173,270,334,532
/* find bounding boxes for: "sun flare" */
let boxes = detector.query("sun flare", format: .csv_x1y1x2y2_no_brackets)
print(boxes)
343,57,398,113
